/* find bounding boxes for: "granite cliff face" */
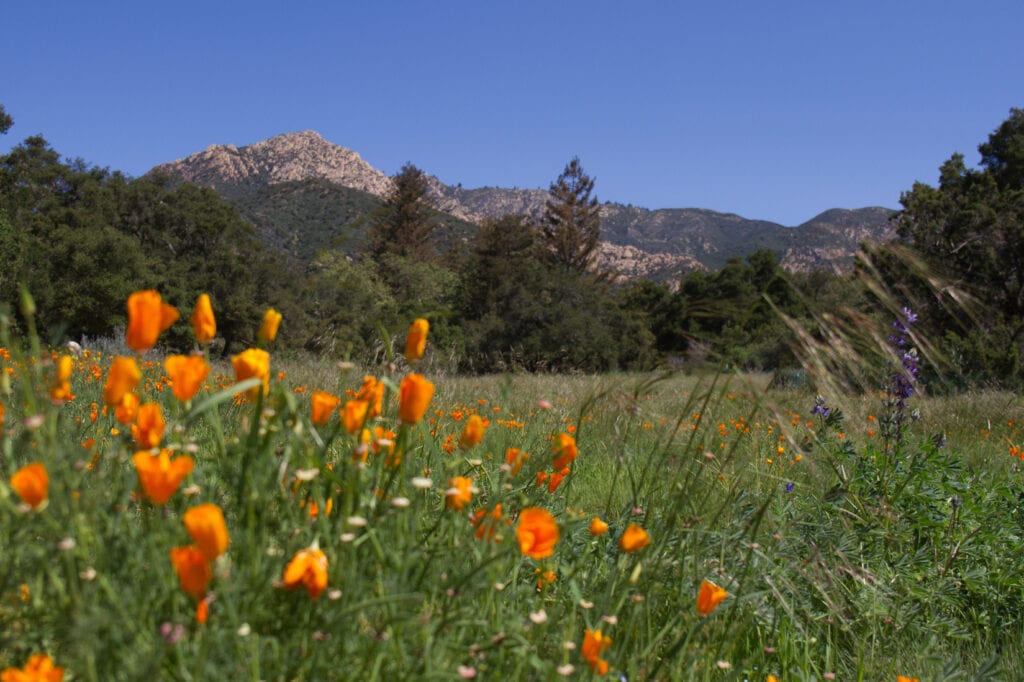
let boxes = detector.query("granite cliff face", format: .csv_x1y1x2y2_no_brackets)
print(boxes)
150,131,896,279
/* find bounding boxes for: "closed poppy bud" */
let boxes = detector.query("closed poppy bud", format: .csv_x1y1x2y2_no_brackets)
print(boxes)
132,403,166,449
696,578,728,616
619,524,650,553
126,290,179,353
115,392,140,425
445,476,474,510
11,462,48,509
231,348,271,401
582,628,612,676
133,449,194,505
165,355,210,402
458,414,486,451
552,433,578,470
547,466,570,493
357,375,385,418
282,547,328,599
169,545,211,600
257,308,282,344
183,503,230,561
342,399,369,434
398,373,434,424
49,355,74,403
311,391,341,427
404,318,429,362
190,293,216,344
516,507,559,559
1,653,64,681
103,357,141,407
505,448,529,476
589,517,609,536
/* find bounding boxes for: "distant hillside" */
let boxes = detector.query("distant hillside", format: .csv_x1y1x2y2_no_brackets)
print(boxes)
151,131,897,278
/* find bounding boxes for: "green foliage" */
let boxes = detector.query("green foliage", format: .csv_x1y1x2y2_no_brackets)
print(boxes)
540,157,602,272
365,163,438,261
0,104,12,135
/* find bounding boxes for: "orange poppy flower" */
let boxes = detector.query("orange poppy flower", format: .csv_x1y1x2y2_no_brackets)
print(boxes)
547,466,570,493
552,433,578,470
165,355,210,402
0,653,64,681
282,547,328,599
133,449,194,505
190,293,216,344
357,375,385,418
103,356,141,407
458,414,486,451
10,462,48,509
132,402,166,449
257,308,282,343
404,318,429,361
48,355,74,403
398,373,434,424
696,579,728,616
183,503,230,561
589,517,609,536
505,448,529,476
516,507,559,559
471,503,505,542
115,392,140,425
310,391,341,427
342,399,369,434
582,629,612,675
445,476,474,510
896,677,919,682
231,348,270,400
169,545,211,600
619,524,651,553
126,290,179,353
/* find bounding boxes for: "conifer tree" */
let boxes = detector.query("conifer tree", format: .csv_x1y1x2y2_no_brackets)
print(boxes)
366,163,437,260
540,157,601,271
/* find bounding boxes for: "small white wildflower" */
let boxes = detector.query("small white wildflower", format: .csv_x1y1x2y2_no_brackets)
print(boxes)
295,468,320,482
340,533,356,543
58,537,76,552
411,476,433,489
557,664,575,676
563,641,576,650
79,567,97,581
601,615,617,625
24,414,45,430
528,609,548,624
337,361,356,371
347,516,368,528
457,666,476,679
328,589,342,600
493,582,505,591
237,623,251,637
716,660,732,670
538,400,553,410
182,484,201,497
391,497,410,508
579,599,594,609
468,458,482,467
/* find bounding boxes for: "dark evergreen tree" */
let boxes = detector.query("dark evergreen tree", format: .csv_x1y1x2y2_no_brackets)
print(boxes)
540,157,601,272
366,163,437,260
0,104,12,135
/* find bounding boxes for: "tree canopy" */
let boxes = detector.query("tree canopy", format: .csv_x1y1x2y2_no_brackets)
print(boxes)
540,157,601,272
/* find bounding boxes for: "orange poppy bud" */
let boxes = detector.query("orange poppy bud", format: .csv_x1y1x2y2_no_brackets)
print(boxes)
183,503,230,561
619,524,651,553
165,355,210,402
103,357,141,407
342,399,369,434
696,579,728,616
357,375,385,418
505,448,529,476
404,318,429,362
516,507,559,559
10,462,49,509
282,547,328,599
126,290,179,353
310,391,341,427
458,414,486,451
582,628,612,675
589,517,609,536
445,476,474,510
132,403,166,449
133,449,194,505
49,355,74,403
552,433,578,470
1,653,64,681
190,293,216,344
169,545,211,600
231,348,271,401
398,373,434,424
115,392,140,425
257,308,282,344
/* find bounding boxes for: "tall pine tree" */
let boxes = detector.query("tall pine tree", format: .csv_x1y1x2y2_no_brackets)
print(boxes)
366,163,437,260
540,157,601,272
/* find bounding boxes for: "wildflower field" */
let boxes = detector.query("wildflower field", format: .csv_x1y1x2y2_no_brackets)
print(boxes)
2,292,1024,681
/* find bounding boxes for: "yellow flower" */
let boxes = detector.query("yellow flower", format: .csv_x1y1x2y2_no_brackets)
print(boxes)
231,348,271,400
115,392,139,425
404,318,429,361
282,547,328,599
357,375,385,418
126,290,179,353
516,507,559,559
10,463,48,510
310,391,341,427
103,356,140,407
589,517,609,536
445,476,474,510
581,629,612,676
257,308,282,344
183,503,230,561
552,433,578,470
398,373,434,424
459,414,486,451
342,399,369,434
0,653,64,681
619,524,650,553
164,354,210,402
132,402,166,449
696,579,728,616
133,449,194,505
169,545,211,600
190,293,216,344
48,355,74,403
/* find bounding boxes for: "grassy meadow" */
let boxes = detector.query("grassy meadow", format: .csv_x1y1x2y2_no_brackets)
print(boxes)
2,294,1024,681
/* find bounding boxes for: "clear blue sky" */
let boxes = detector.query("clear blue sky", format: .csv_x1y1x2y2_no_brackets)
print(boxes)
3,1,1022,226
